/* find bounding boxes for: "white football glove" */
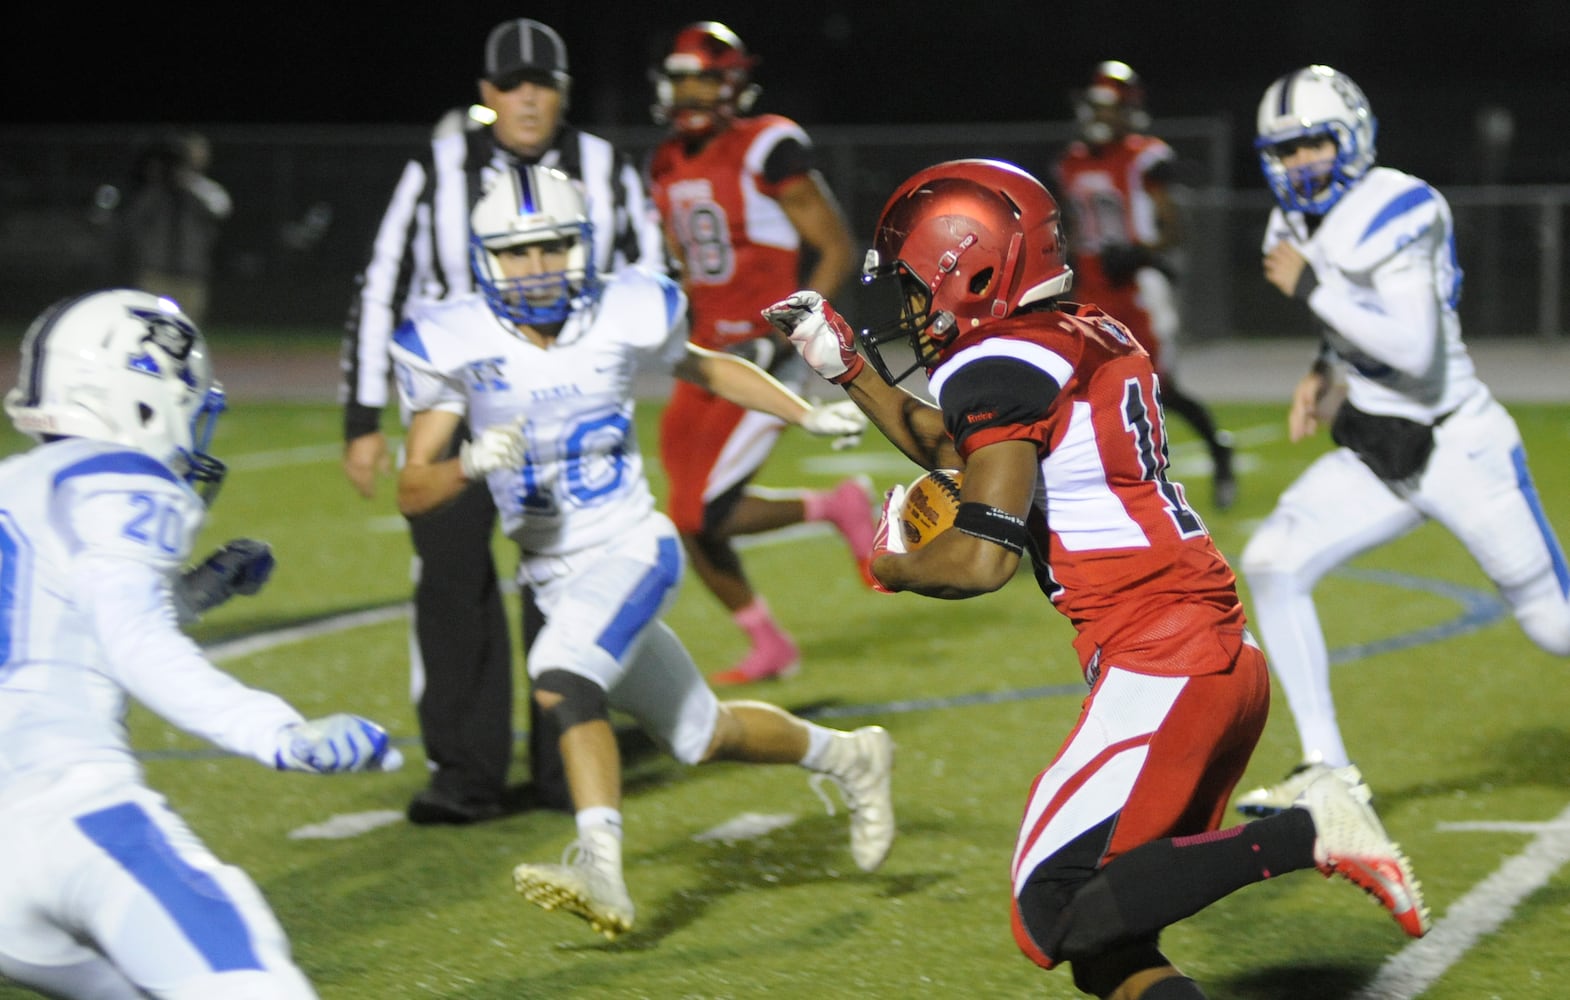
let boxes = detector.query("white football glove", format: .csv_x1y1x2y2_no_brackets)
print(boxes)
762,290,866,385
172,538,275,625
274,714,403,774
799,399,868,452
864,483,908,595
872,483,909,558
458,419,527,479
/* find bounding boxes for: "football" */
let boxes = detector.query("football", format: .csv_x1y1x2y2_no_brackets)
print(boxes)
899,469,963,550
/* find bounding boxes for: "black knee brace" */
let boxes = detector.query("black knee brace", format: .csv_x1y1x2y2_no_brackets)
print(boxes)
1070,941,1172,998
1140,975,1207,999
533,669,609,731
1015,815,1118,963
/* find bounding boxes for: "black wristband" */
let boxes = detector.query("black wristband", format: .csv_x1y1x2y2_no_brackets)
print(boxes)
1311,338,1336,378
1292,265,1319,302
953,502,1028,556
344,403,381,443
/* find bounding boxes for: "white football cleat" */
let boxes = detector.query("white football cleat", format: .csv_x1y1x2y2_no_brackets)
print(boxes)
1297,767,1430,938
811,726,896,872
512,825,634,940
1236,760,1370,817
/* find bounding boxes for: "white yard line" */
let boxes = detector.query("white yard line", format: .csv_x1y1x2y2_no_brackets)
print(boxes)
1352,801,1570,999
205,604,409,663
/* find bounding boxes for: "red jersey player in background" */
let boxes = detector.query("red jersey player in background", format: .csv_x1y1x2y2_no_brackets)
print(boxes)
647,21,873,686
764,158,1427,999
1053,61,1237,511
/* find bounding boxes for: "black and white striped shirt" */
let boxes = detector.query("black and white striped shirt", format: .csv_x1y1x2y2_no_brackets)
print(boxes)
338,110,664,440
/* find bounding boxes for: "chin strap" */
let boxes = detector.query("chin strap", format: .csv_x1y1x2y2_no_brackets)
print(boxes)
992,232,1024,318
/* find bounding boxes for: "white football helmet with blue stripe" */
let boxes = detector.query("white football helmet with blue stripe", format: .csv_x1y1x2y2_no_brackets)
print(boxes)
4,289,226,497
470,163,599,326
1255,65,1378,215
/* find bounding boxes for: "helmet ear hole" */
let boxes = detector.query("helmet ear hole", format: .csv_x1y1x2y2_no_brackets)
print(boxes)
969,268,994,295
138,402,154,425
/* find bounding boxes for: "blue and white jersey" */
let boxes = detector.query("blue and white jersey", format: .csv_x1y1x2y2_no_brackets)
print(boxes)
1263,166,1486,422
0,439,303,793
391,266,690,557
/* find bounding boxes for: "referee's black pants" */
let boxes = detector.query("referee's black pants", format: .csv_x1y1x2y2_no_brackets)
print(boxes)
406,468,567,811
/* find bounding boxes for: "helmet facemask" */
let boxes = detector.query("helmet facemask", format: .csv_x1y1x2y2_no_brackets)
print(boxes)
1256,125,1369,215
858,250,960,386
470,165,599,327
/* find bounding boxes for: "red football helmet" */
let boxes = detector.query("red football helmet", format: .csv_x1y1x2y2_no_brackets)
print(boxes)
650,21,761,137
1075,60,1151,144
859,159,1074,385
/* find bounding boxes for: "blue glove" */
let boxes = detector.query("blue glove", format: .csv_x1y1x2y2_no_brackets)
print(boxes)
173,538,275,624
274,714,404,774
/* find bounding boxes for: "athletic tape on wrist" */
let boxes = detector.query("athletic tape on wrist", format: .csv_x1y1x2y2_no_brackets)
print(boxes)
953,502,1027,555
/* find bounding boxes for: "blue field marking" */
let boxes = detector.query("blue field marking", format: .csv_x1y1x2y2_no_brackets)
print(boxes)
133,565,1509,762
1328,566,1508,665
798,682,1088,721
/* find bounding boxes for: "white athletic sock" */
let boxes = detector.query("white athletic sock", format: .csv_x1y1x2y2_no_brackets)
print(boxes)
800,725,847,773
576,807,623,841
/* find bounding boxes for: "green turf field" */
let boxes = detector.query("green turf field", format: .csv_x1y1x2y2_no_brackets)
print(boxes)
1,397,1567,999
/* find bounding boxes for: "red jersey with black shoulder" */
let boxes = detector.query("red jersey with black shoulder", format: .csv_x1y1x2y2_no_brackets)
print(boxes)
648,114,814,350
926,304,1245,680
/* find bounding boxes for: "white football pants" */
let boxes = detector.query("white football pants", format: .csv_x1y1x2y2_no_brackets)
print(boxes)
0,766,316,999
1241,391,1570,766
519,511,719,765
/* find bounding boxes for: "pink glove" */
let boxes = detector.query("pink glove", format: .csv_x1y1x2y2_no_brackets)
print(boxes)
761,290,865,385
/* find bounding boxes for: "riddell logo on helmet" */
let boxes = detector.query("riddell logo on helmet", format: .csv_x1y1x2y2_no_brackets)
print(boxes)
965,410,996,424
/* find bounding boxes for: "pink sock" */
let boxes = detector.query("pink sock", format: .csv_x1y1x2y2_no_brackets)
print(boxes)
733,596,786,643
800,489,832,523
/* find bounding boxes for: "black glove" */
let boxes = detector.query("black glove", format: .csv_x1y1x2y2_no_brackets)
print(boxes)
172,538,275,624
1099,244,1157,287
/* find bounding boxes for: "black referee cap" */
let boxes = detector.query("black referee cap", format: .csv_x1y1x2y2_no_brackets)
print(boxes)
484,19,570,90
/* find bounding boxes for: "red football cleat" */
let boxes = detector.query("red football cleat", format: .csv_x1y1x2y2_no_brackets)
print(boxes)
1299,767,1431,938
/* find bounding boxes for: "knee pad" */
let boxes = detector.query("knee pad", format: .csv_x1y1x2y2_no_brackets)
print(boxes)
533,669,609,731
1013,816,1117,965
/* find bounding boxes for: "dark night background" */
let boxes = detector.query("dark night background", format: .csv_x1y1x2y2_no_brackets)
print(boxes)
3,3,1567,332
9,2,1570,186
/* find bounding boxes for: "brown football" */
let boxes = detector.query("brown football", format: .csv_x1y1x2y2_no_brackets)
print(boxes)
899,469,963,550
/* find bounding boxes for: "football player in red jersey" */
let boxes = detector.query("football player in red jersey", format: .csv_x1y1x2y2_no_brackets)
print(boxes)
765,159,1429,999
1053,61,1236,512
646,21,872,686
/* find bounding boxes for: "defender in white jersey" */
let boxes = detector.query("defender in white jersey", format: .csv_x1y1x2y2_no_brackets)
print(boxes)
1236,66,1570,815
390,164,893,941
0,290,402,999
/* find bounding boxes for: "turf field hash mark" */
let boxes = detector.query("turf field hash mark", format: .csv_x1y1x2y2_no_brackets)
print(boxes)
1352,800,1570,999
692,812,799,843
289,810,405,839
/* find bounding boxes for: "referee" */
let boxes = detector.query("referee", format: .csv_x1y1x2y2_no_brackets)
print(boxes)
338,18,665,824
